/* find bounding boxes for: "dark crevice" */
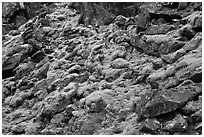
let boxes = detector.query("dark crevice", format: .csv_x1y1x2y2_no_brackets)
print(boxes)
2,69,16,79
190,72,202,83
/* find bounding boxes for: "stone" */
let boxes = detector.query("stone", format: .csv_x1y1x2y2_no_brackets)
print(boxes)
140,84,199,118
85,89,115,112
62,73,79,85
179,24,196,39
182,11,202,32
2,2,21,19
191,110,202,122
67,64,81,74
182,32,202,52
135,13,150,32
31,51,46,63
130,34,185,56
104,68,123,82
33,63,50,79
178,2,188,10
15,16,27,28
114,15,127,27
2,24,13,35
37,92,72,120
145,24,175,35
139,118,161,134
163,114,188,134
56,15,66,21
11,122,27,133
161,48,186,64
25,122,42,135
111,58,129,69
2,53,25,72
149,11,182,23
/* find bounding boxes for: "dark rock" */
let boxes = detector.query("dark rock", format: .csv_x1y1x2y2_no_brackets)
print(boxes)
145,24,175,35
179,24,196,39
140,84,199,118
182,11,202,32
111,58,129,69
114,15,127,27
31,51,46,63
2,2,21,18
139,118,161,134
178,2,188,10
180,95,201,115
163,114,188,134
135,13,150,32
2,24,13,35
149,12,182,23
2,53,25,73
191,110,202,122
131,34,185,56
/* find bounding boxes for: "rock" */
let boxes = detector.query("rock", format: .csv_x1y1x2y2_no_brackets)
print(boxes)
179,24,196,39
180,95,201,115
67,64,81,74
191,110,202,122
178,2,188,10
161,48,186,64
182,11,202,32
56,15,66,21
147,36,202,88
11,122,27,134
149,12,182,23
139,118,161,134
2,2,21,20
14,62,35,79
114,15,127,27
33,63,50,80
130,34,185,56
85,89,115,112
145,24,175,35
104,68,123,82
25,122,42,135
31,51,46,63
62,82,78,98
2,24,13,35
182,32,202,52
140,84,199,118
62,73,79,85
2,53,25,79
163,114,188,134
37,92,73,121
111,58,129,69
15,15,27,28
135,13,150,32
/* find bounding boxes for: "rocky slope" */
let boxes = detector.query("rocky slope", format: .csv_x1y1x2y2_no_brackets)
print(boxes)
2,2,202,135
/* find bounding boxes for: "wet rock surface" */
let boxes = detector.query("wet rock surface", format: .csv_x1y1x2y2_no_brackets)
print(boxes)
2,2,202,135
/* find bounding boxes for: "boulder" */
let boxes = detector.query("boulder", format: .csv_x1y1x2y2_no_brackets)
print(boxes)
111,58,129,69
163,114,188,134
145,24,175,35
140,84,200,118
131,34,185,56
139,118,161,134
179,24,196,39
85,89,115,112
180,95,202,115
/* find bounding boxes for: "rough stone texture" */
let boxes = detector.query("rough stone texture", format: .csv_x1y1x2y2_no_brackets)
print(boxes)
139,83,200,118
2,2,202,135
145,24,175,35
163,114,188,134
130,34,185,56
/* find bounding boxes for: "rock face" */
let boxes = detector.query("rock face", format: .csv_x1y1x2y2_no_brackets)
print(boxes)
2,2,202,135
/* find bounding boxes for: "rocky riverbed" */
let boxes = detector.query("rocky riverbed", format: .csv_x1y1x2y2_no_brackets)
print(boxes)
2,2,202,135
